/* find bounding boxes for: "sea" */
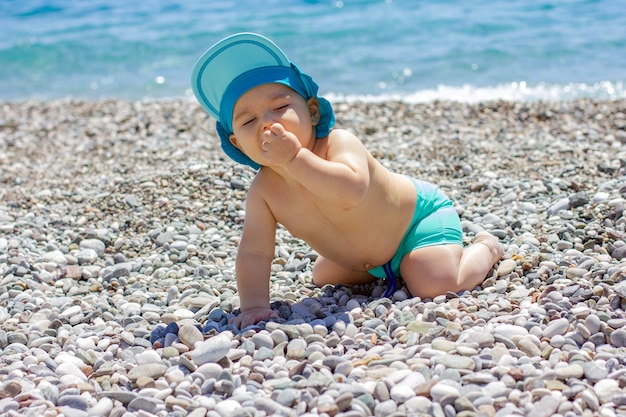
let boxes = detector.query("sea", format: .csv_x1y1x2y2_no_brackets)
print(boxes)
1,0,625,103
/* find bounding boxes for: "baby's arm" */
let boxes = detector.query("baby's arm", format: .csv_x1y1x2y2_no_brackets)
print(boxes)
229,185,279,328
269,125,370,209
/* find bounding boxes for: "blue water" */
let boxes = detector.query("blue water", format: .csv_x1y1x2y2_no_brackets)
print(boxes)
2,0,625,102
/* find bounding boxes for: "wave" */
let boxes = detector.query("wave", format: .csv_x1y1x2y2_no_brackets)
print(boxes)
325,80,626,104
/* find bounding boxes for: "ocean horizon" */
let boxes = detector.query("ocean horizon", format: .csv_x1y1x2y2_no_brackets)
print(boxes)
2,0,625,103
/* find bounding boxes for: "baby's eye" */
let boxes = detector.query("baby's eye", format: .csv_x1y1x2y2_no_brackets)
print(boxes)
275,104,288,111
242,117,256,126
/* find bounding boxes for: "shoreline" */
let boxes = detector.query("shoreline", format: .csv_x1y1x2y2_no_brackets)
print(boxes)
2,98,626,416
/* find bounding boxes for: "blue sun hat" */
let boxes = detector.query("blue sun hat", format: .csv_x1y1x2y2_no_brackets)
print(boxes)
191,32,335,169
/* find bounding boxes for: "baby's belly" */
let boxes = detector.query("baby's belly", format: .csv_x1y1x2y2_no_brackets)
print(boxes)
303,228,402,271
277,174,417,271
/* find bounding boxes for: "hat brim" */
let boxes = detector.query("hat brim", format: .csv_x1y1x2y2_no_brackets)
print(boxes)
191,33,290,120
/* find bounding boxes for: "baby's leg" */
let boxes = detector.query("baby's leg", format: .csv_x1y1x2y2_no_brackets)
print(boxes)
400,232,503,298
312,256,376,287
399,244,463,298
458,231,504,288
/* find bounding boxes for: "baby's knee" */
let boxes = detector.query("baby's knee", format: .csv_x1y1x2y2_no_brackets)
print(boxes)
311,261,329,287
312,273,329,287
311,262,343,287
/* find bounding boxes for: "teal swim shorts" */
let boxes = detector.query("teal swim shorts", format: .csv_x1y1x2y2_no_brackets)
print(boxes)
368,178,462,296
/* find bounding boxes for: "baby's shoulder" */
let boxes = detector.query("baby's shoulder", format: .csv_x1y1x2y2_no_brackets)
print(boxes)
328,127,357,140
326,128,363,148
249,168,285,193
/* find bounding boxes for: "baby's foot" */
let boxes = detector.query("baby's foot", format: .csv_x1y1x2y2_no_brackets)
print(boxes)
474,231,504,264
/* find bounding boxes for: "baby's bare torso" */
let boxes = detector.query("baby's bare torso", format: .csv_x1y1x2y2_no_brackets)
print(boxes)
255,153,417,271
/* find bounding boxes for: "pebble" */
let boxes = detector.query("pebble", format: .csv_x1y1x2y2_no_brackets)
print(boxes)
432,355,475,370
543,318,570,338
178,324,204,348
88,398,113,417
494,324,528,339
430,383,460,403
192,335,231,365
127,364,168,381
390,385,416,403
517,337,542,357
528,395,560,417
2,98,626,417
595,379,622,404
496,259,517,276
554,364,584,379
610,328,626,347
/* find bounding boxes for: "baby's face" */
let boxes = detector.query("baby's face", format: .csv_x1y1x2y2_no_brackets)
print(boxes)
229,83,316,163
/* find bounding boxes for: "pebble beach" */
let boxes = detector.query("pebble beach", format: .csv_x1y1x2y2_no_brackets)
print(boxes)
2,98,626,417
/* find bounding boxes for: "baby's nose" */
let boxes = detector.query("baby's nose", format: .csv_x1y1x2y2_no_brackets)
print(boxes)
261,115,274,130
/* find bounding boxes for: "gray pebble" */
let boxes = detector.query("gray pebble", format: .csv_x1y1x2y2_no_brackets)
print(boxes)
543,318,570,338
58,395,88,411
192,335,231,365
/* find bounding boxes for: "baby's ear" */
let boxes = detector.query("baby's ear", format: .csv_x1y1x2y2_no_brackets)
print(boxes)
229,134,241,150
307,97,321,126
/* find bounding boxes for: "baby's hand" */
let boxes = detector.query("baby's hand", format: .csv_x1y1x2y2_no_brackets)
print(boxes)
229,307,279,329
261,123,301,167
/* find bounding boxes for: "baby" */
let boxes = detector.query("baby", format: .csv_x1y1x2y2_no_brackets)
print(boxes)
191,33,503,328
